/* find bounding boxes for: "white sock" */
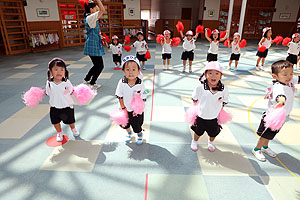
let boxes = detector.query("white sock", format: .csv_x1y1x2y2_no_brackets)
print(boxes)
71,128,77,134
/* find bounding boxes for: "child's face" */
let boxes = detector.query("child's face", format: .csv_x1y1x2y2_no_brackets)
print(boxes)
186,35,193,40
205,70,222,86
233,35,240,42
164,33,170,39
267,30,272,37
294,36,300,43
50,65,65,81
272,67,293,85
113,39,118,45
123,62,140,80
213,33,218,40
137,34,144,41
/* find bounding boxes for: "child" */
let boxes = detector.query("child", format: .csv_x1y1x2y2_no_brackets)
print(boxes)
179,30,199,73
286,33,300,69
227,32,241,70
205,29,228,62
160,30,172,70
252,60,300,161
190,61,228,152
256,27,273,71
115,55,147,144
106,35,124,70
132,31,149,70
46,58,79,142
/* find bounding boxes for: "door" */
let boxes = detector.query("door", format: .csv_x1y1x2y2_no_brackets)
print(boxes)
182,8,192,20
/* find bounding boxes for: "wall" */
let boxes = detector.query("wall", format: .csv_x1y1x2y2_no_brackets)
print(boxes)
123,0,141,20
203,0,220,20
272,0,299,22
141,0,151,10
24,0,59,22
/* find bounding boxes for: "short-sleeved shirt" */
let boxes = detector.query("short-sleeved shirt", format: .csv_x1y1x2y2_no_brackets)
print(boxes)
287,41,300,55
183,37,196,51
265,76,300,115
231,41,240,54
208,41,219,54
115,77,147,112
192,80,228,119
45,79,74,108
261,38,272,49
162,40,172,54
133,40,147,55
110,43,123,55
84,12,105,57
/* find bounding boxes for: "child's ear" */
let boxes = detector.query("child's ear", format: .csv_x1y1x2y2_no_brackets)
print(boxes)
271,74,277,79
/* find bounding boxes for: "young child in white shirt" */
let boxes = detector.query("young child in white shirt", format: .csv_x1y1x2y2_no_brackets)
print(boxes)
160,30,173,70
106,35,124,69
131,32,149,70
227,32,241,70
46,58,79,142
205,29,228,62
115,55,147,144
256,27,273,71
286,33,300,69
190,62,228,152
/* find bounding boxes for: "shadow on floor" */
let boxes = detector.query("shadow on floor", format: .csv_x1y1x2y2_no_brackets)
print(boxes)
267,152,300,177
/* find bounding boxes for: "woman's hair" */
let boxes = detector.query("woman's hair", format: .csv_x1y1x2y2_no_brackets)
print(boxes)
263,29,271,38
47,59,69,81
210,33,220,41
84,1,97,18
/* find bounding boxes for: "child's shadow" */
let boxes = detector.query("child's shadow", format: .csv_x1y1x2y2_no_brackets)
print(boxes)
197,146,269,185
267,152,300,177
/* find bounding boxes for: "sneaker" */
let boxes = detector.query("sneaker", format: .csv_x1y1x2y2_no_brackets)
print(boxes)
72,129,80,137
252,148,266,161
83,81,90,85
56,132,63,142
182,67,186,73
228,66,231,70
136,133,143,145
125,131,132,143
190,140,198,151
260,66,264,71
234,67,237,71
208,141,216,152
142,66,146,70
256,66,259,71
262,147,277,157
167,65,172,70
91,84,101,89
189,67,192,73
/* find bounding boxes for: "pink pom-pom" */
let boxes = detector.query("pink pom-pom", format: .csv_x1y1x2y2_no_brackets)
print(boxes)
22,87,45,109
272,36,283,45
218,109,232,124
282,37,291,46
185,104,198,126
171,37,181,46
156,34,164,43
258,46,267,52
123,46,131,52
224,39,230,47
220,31,226,39
176,21,184,32
196,25,204,34
239,39,247,48
144,50,151,59
130,94,145,115
73,84,97,105
109,109,129,127
124,35,131,45
264,107,286,131
206,28,212,37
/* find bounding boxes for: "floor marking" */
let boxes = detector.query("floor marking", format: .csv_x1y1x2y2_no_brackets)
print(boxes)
145,173,148,200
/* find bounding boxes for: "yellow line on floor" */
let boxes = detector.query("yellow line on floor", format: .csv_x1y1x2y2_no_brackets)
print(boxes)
248,96,300,181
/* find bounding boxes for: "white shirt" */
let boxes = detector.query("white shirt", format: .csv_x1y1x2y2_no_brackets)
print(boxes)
183,37,196,51
45,80,74,108
162,40,172,54
115,77,147,112
231,41,240,54
86,11,99,28
192,80,229,119
208,41,219,54
265,76,300,115
287,41,300,55
261,38,272,49
133,40,147,55
110,43,123,55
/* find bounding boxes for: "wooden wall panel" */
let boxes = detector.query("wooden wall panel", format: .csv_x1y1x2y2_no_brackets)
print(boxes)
271,22,297,38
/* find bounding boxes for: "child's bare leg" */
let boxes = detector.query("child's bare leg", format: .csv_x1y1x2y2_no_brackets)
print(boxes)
114,62,118,66
163,59,166,65
256,57,261,66
235,60,238,69
209,137,215,142
54,123,62,133
167,59,170,65
261,58,265,66
69,123,75,129
189,60,193,72
182,60,187,72
69,123,80,136
142,61,146,69
194,134,200,141
256,137,269,149
228,60,232,69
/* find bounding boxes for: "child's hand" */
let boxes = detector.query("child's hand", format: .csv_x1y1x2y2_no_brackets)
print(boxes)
133,111,137,116
64,87,69,95
274,102,284,109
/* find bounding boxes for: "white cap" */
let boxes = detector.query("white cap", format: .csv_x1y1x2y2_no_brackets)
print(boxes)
121,55,140,69
205,61,223,74
262,27,271,36
233,32,240,37
112,35,118,39
185,30,193,36
163,30,171,35
292,33,300,39
212,29,219,34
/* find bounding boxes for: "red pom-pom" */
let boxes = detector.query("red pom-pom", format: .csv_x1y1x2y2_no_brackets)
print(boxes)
239,39,247,48
124,35,131,45
171,37,181,46
144,50,151,59
102,33,110,43
78,0,89,8
123,46,131,52
258,45,267,52
156,34,164,43
282,37,291,46
272,36,283,45
196,25,204,34
224,39,230,47
206,28,212,37
176,21,184,32
220,31,226,39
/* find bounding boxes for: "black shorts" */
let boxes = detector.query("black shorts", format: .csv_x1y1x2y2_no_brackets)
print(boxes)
113,54,122,63
162,53,171,60
191,116,221,138
257,113,281,140
256,49,268,58
50,107,75,125
286,54,297,64
207,53,218,62
230,53,240,61
136,53,147,62
181,51,194,61
121,111,144,133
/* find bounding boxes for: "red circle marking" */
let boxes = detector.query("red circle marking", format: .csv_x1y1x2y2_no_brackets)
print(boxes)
46,135,69,147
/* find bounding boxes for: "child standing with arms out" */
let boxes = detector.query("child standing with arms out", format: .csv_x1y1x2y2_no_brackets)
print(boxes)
115,56,147,144
190,62,228,152
106,35,124,70
160,30,172,70
252,60,300,161
286,33,300,69
132,31,149,70
46,58,79,142
227,32,241,70
256,27,273,71
179,30,199,73
205,29,228,62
